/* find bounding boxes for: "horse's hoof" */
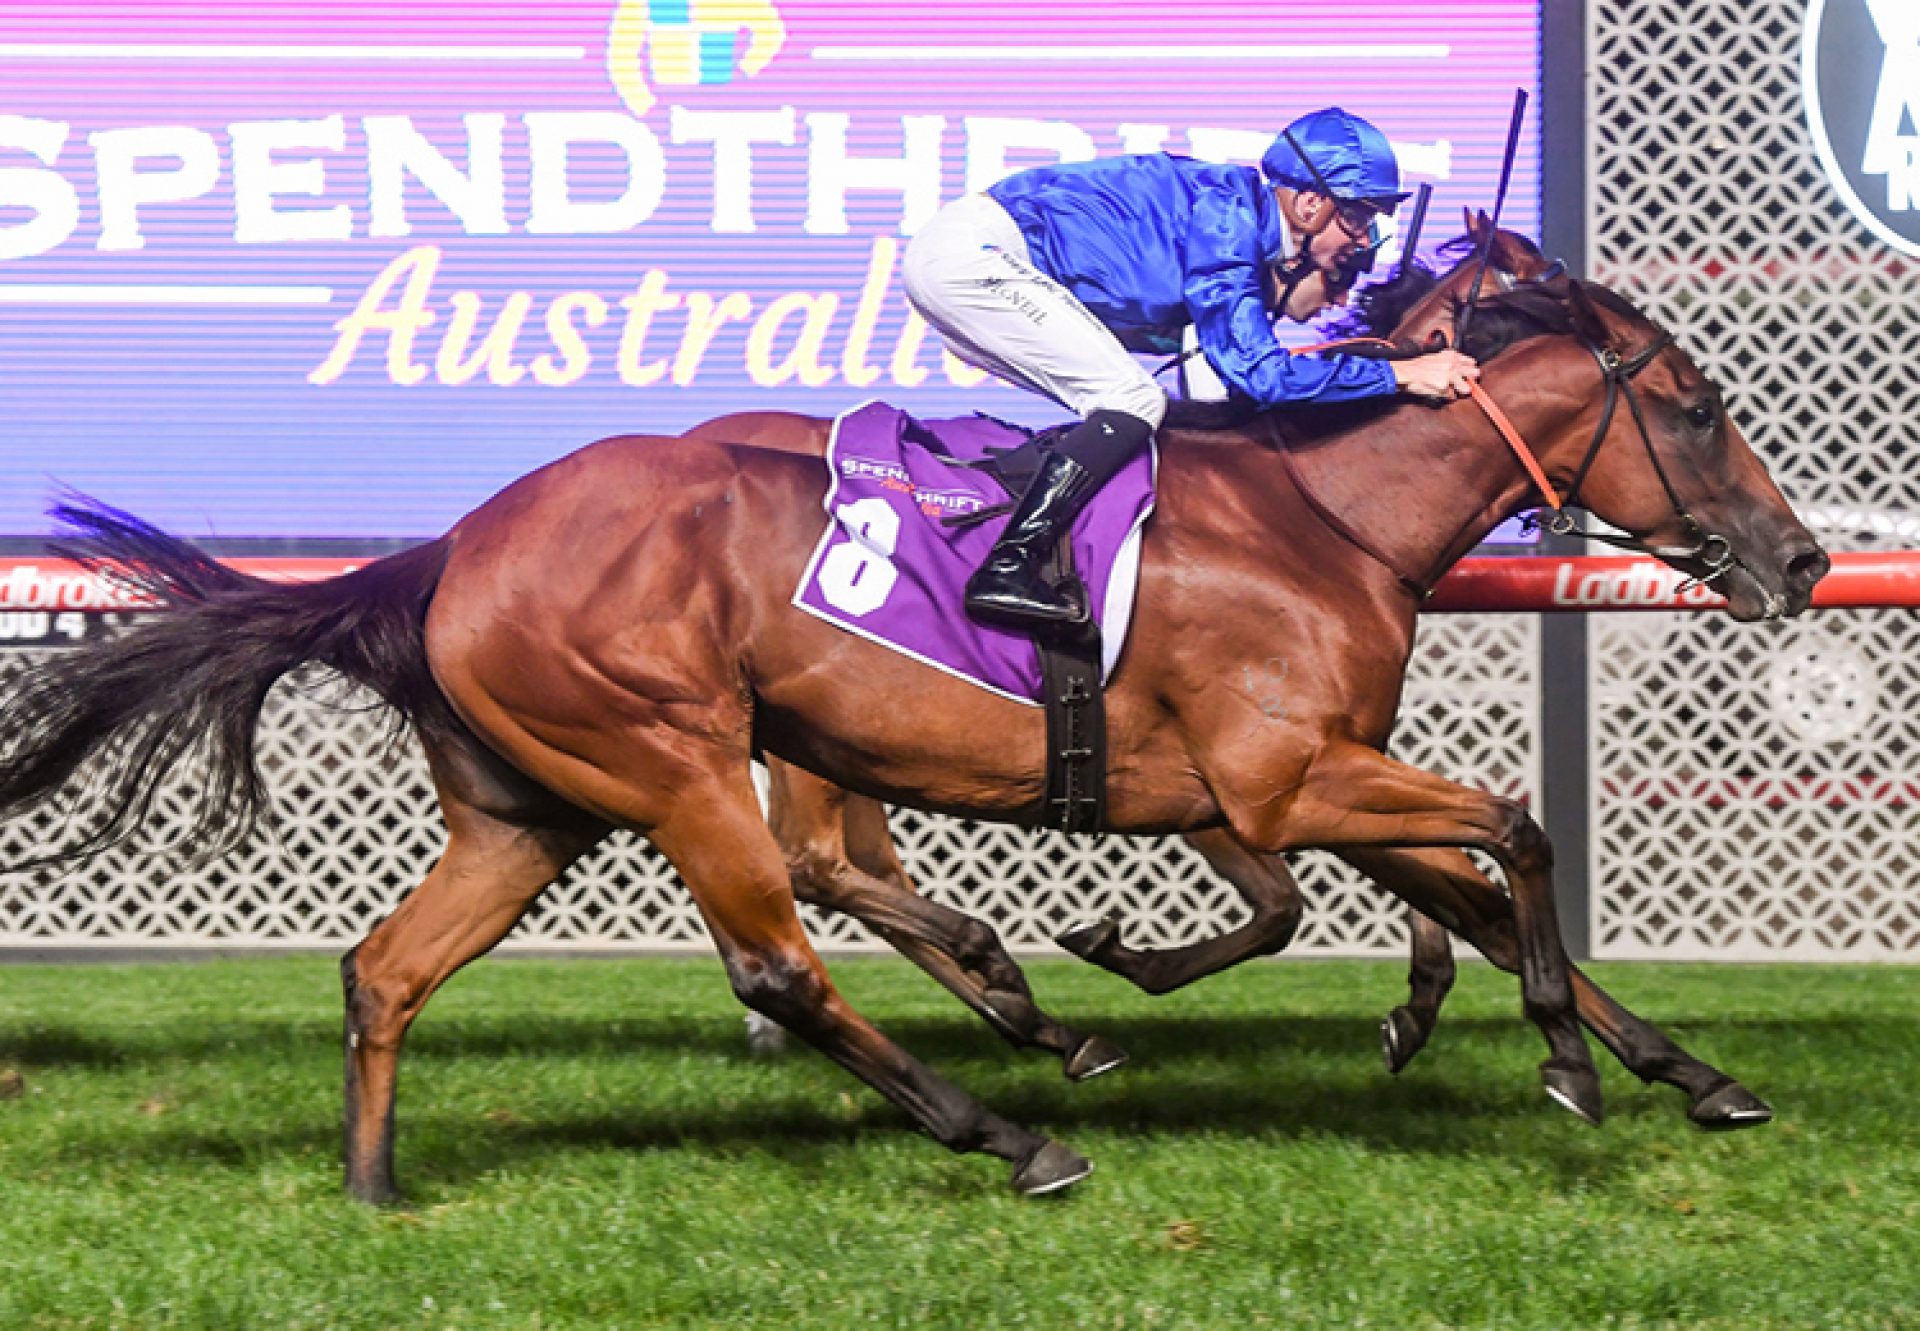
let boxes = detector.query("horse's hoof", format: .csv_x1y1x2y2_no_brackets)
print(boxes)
1056,915,1121,961
1011,1140,1093,1197
1689,1080,1773,1131
1542,1064,1604,1127
1063,1034,1129,1082
1380,1008,1427,1076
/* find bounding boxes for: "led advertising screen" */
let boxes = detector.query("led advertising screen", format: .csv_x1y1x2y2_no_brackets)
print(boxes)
0,2,1541,539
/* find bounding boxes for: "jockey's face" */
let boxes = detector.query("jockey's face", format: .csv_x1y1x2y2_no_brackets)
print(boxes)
1278,187,1371,316
1301,193,1372,271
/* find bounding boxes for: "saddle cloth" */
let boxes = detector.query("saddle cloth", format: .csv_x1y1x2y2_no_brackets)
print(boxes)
792,401,1157,705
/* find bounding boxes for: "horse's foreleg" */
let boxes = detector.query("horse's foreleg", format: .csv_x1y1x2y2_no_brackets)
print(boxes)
655,773,1091,1195
1276,745,1601,1124
1057,828,1303,995
1332,846,1458,1073
769,765,1123,1080
1566,968,1772,1127
1338,845,1769,1129
796,853,1128,1082
341,748,606,1205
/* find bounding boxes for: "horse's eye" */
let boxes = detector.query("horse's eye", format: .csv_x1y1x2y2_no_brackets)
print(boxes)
1686,401,1717,430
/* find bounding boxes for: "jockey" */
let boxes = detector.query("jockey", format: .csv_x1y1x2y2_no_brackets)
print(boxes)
901,106,1481,631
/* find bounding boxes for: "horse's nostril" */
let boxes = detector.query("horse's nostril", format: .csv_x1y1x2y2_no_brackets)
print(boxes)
1786,547,1830,588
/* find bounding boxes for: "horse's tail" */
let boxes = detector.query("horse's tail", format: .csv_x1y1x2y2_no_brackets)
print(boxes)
0,496,460,869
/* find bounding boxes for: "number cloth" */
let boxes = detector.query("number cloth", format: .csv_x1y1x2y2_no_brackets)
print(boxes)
792,402,1157,705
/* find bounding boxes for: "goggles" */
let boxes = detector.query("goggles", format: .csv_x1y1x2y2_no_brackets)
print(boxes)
1328,206,1399,291
1332,197,1386,242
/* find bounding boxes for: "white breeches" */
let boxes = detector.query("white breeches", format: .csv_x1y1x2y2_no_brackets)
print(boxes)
901,193,1167,428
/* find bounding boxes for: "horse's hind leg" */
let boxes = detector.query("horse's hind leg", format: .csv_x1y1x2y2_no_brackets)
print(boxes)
767,761,1122,1080
1056,828,1304,995
657,771,1090,1194
341,737,607,1204
1339,845,1770,1128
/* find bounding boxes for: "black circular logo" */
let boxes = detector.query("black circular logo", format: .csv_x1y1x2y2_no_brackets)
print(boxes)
1804,0,1920,256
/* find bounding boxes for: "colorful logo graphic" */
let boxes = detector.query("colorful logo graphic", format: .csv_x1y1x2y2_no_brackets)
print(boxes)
607,0,787,117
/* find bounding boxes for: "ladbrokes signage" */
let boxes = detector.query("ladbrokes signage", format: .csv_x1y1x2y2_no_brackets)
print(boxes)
1804,0,1920,256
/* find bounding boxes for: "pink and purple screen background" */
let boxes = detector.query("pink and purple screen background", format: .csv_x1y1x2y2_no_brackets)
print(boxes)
0,2,1540,538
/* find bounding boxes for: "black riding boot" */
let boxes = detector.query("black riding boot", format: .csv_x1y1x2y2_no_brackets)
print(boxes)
964,450,1094,628
964,410,1153,630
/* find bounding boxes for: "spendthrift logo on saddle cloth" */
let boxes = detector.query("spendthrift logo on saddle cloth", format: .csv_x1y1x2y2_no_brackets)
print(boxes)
793,404,1156,704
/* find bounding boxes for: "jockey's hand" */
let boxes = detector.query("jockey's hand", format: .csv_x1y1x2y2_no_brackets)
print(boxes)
1393,350,1481,404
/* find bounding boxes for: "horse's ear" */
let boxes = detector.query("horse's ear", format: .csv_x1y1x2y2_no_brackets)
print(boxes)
1566,280,1612,346
1463,206,1481,238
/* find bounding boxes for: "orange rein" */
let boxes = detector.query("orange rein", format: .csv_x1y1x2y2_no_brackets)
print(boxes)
1466,381,1564,511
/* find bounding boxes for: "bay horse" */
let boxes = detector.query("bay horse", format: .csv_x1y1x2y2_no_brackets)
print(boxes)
1,274,1827,1200
725,221,1560,1080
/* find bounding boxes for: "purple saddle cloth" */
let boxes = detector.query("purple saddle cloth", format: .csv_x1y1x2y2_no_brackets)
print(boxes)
792,402,1157,705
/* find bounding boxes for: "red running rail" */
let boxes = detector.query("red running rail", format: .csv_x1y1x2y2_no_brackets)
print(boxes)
1421,551,1920,612
3,551,1919,614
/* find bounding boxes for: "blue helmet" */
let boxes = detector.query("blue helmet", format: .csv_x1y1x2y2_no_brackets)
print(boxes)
1261,107,1409,207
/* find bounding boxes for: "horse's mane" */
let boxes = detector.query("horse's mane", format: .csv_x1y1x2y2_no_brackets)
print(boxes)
1315,257,1442,344
1455,278,1648,363
1315,228,1556,349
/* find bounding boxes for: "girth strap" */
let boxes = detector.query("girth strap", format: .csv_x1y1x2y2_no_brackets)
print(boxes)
1035,618,1106,835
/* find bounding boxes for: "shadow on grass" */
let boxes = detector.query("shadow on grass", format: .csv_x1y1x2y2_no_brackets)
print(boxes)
0,1026,129,1068
12,1003,1908,1071
26,1003,1911,1194
45,1063,1546,1196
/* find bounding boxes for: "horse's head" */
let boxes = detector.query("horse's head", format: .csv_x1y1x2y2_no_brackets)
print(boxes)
1477,280,1828,622
1458,208,1559,287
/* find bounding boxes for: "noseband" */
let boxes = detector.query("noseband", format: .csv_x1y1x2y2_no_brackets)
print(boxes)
1529,328,1743,591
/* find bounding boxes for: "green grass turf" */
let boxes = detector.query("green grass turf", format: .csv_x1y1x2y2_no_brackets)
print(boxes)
1,956,1917,1330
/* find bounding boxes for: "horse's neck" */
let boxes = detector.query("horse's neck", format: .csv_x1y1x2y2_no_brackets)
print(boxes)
1265,340,1588,588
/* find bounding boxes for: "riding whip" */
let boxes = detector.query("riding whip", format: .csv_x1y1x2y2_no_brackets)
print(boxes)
1454,87,1529,344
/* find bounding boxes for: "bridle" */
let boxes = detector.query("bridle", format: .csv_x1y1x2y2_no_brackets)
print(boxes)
1490,257,1564,291
1280,280,1746,600
1507,321,1743,592
1446,204,1745,591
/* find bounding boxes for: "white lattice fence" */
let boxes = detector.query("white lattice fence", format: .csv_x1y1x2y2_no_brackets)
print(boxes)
1592,611,1920,959
0,613,1537,955
1588,0,1920,958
